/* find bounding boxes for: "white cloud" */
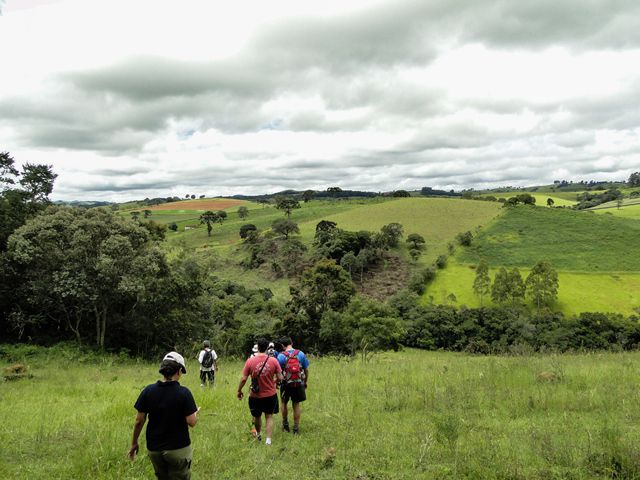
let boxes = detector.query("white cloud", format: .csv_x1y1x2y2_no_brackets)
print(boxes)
1,0,639,200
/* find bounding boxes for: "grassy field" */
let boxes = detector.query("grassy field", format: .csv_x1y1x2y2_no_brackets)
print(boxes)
423,206,640,315
479,192,577,207
296,198,503,265
424,259,640,315
3,345,640,479
458,206,640,272
153,197,502,299
592,204,640,220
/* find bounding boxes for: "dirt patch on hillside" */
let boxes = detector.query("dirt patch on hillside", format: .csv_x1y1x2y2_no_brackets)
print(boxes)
148,199,246,211
356,253,410,301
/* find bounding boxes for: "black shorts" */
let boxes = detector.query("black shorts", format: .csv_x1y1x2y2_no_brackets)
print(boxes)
248,395,279,417
281,383,306,404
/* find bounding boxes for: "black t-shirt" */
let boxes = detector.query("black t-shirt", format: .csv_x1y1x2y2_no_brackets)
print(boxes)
134,380,197,451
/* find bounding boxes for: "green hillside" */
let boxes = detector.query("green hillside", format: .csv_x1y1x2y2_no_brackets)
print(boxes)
593,203,640,220
425,258,640,315
458,206,640,271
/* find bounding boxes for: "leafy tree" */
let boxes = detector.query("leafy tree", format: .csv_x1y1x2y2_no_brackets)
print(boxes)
409,247,422,263
0,151,19,188
507,268,525,305
491,267,510,304
190,194,196,199
380,223,404,247
546,198,554,207
339,251,357,276
271,219,299,239
327,186,342,197
18,163,57,202
290,258,355,321
526,261,559,309
256,198,270,208
392,190,411,197
628,172,640,187
239,223,257,239
435,255,447,269
168,222,178,232
473,260,491,306
200,210,222,236
5,207,168,348
143,209,152,218
275,197,300,218
302,190,315,202
237,206,249,219
216,210,228,220
456,231,473,246
406,233,426,250
0,153,57,251
130,211,141,221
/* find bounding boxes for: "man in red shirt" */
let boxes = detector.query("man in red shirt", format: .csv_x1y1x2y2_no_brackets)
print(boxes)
237,338,283,445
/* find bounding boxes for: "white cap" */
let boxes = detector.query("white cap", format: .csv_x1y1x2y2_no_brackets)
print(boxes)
163,351,187,374
252,344,258,353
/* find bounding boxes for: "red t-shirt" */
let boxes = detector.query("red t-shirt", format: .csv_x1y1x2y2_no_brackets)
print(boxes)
242,355,282,398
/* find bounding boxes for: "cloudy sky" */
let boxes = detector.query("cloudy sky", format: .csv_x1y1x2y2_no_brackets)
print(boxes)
1,0,639,201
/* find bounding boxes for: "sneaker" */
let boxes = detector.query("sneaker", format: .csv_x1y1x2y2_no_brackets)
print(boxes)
265,438,272,445
282,422,290,432
292,425,299,435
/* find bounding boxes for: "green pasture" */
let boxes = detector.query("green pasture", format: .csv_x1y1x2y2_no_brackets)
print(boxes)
459,205,640,271
479,192,577,206
3,345,640,479
297,198,502,265
162,199,384,251
592,203,640,220
424,259,640,316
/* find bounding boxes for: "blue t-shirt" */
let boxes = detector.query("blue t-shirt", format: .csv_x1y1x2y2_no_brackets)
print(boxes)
134,380,197,451
277,348,310,370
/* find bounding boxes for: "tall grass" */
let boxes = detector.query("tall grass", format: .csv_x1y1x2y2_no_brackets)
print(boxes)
2,345,640,479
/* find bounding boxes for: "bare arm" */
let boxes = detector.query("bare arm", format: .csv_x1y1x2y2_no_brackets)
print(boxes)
128,412,147,460
186,406,201,428
237,374,249,399
303,368,309,387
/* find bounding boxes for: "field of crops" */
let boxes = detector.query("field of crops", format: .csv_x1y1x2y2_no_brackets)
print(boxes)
3,345,640,479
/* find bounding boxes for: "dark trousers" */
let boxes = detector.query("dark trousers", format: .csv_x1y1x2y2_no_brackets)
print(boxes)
199,370,214,386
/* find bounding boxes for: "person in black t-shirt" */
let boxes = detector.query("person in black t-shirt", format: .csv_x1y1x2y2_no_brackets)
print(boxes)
128,351,200,480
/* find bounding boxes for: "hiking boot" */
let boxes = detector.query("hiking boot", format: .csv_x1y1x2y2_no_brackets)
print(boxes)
292,425,299,435
282,421,290,432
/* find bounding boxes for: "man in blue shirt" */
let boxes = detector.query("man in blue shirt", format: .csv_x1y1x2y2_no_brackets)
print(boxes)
277,337,309,434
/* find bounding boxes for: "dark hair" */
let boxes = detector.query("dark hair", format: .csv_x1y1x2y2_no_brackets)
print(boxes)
256,338,269,353
280,336,292,347
159,360,181,378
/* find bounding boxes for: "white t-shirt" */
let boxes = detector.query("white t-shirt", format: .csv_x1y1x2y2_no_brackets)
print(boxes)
197,348,218,371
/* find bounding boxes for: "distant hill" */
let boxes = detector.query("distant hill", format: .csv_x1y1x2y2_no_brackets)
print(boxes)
53,200,112,209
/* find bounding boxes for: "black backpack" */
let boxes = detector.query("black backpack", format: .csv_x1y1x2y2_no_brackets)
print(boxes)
202,350,214,368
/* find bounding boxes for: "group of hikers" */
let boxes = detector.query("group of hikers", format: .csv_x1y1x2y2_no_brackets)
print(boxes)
128,336,309,479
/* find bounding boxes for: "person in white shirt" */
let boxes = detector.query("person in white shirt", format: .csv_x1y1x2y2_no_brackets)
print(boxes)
197,340,218,387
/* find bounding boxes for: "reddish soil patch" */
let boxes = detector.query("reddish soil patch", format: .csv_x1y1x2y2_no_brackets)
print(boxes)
148,199,246,211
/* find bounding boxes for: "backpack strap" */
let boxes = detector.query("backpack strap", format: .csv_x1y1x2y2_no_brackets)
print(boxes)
254,356,269,378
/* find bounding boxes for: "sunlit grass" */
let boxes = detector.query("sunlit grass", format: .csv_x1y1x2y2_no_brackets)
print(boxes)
3,346,640,479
